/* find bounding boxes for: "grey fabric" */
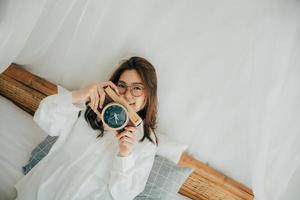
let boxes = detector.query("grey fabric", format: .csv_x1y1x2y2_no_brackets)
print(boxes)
22,135,58,175
134,155,193,200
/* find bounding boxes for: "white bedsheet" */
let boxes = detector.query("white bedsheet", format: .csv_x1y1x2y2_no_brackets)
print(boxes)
0,96,46,200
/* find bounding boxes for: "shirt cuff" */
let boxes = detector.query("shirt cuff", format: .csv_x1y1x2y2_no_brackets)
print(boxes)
112,154,135,173
57,85,86,112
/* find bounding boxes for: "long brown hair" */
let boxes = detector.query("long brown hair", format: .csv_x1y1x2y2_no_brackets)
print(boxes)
83,57,158,144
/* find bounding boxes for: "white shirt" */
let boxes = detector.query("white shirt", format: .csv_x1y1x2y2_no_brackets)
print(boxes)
15,86,157,200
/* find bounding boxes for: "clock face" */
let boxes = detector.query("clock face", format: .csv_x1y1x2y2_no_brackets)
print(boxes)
102,103,128,130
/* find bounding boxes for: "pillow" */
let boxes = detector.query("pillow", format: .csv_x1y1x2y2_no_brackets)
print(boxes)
22,135,58,175
156,132,188,164
134,155,193,200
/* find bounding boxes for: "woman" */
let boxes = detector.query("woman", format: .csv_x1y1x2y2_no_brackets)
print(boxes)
15,57,158,200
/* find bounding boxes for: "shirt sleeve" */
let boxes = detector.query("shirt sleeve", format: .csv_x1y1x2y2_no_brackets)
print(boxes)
33,85,86,136
108,142,157,200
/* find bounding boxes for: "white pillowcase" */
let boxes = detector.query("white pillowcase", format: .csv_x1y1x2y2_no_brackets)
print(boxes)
156,132,188,164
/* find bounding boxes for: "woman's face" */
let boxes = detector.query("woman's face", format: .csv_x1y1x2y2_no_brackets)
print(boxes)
117,69,147,112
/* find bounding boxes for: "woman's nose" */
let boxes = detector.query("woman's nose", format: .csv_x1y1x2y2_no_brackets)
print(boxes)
124,88,133,102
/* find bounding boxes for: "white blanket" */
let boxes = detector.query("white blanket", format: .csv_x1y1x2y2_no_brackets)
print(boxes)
0,96,46,200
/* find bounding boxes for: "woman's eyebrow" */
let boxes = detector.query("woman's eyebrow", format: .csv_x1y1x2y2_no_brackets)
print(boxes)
118,80,143,85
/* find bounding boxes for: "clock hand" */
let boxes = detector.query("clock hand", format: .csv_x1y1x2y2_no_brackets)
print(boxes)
114,113,122,124
108,116,115,121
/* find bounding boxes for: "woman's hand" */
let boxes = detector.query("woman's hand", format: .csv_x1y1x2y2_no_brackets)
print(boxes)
116,126,137,157
71,81,119,112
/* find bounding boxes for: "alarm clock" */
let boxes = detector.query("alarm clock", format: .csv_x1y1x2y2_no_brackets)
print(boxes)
101,102,129,131
88,86,142,130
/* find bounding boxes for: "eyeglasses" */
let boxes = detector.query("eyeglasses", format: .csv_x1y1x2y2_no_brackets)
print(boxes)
117,81,145,97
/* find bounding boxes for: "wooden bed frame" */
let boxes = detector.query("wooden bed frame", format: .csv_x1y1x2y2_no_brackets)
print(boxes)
0,63,254,200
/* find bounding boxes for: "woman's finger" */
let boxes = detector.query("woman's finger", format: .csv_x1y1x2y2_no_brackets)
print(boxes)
120,136,134,144
94,90,99,111
89,92,96,112
103,81,119,94
92,84,100,110
95,84,105,108
124,126,137,133
116,131,135,140
98,90,106,109
121,135,135,143
118,136,136,145
119,139,134,147
116,131,130,140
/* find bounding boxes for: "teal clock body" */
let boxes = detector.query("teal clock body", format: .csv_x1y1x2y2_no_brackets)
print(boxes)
101,102,129,130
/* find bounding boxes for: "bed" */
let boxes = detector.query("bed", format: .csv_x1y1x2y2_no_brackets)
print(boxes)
0,63,254,200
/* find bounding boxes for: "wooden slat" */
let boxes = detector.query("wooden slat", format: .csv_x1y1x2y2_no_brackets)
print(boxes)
179,153,254,200
0,63,57,115
0,74,46,115
3,63,57,96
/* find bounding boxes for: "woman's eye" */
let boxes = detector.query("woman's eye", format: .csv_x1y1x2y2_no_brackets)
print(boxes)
133,87,142,91
118,84,126,88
